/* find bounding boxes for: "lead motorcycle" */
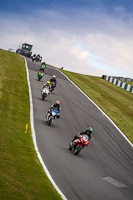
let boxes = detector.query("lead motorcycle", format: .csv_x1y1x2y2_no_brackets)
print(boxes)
46,107,59,126
69,134,89,155
41,87,50,100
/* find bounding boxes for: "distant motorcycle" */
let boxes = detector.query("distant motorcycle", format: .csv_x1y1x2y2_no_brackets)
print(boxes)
31,55,36,62
37,70,44,81
46,107,59,126
69,134,89,155
36,55,42,62
41,87,50,100
50,81,56,93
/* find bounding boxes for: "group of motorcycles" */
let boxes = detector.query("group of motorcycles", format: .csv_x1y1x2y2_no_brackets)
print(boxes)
36,65,57,126
36,64,89,156
31,54,42,62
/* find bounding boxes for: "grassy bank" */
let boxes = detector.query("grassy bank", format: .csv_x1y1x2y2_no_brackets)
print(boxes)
59,69,133,144
0,49,62,200
125,81,133,86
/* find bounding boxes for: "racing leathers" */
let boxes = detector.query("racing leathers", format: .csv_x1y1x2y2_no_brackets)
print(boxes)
50,77,56,87
42,83,51,91
71,131,92,143
48,102,61,119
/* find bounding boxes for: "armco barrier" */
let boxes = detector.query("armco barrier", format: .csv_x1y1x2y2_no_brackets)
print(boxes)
102,75,133,93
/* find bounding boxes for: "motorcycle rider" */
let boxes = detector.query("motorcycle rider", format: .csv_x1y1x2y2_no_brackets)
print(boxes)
71,127,93,145
41,61,46,67
48,100,61,118
32,53,36,58
50,75,57,87
39,62,46,73
42,81,51,90
31,53,36,61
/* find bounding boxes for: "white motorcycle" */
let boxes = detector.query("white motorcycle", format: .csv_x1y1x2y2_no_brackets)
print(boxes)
41,87,50,100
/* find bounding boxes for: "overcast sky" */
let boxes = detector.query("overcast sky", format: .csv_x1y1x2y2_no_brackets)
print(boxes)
0,0,133,78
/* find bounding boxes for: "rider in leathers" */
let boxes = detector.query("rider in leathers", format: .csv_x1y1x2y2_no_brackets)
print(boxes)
42,81,51,90
50,75,57,87
38,62,46,73
71,127,93,144
48,101,61,118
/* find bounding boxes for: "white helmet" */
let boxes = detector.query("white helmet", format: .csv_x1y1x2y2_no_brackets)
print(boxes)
53,75,56,78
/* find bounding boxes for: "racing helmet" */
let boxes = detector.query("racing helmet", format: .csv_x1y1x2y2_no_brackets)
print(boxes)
53,75,56,78
47,81,50,86
85,127,93,135
56,100,60,105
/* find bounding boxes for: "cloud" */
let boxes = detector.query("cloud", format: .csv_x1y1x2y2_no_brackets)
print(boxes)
0,5,133,78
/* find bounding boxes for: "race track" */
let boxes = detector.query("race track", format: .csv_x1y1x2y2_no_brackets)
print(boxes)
26,58,133,200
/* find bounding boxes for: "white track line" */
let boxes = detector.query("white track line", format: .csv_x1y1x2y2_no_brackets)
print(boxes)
24,58,67,200
103,177,127,188
57,69,133,148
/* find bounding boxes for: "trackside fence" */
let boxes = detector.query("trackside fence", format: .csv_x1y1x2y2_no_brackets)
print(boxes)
102,76,133,93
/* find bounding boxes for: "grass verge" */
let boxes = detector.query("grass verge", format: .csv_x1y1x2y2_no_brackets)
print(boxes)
59,69,133,144
0,49,62,200
125,81,133,86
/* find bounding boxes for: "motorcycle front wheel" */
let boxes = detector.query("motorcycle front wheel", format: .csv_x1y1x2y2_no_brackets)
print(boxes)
42,93,46,100
74,145,83,155
48,117,52,126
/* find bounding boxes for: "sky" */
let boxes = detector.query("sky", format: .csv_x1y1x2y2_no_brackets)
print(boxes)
0,0,133,78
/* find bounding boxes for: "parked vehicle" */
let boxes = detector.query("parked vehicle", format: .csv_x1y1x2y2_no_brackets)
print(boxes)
69,134,89,155
16,43,33,58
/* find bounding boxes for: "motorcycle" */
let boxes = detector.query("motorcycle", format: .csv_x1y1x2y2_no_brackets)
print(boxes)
36,55,42,62
50,81,56,93
69,134,89,155
37,70,44,81
46,107,59,126
41,87,50,100
31,55,36,62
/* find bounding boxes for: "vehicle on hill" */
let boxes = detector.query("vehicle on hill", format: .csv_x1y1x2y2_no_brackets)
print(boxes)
16,43,33,58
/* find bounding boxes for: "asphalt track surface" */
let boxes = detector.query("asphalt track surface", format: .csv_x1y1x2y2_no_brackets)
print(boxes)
26,58,133,200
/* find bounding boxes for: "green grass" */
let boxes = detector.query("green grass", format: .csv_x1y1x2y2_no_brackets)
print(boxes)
125,81,133,86
0,49,62,200
59,69,133,144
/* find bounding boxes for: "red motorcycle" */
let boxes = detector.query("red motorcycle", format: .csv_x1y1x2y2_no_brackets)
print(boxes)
69,134,89,155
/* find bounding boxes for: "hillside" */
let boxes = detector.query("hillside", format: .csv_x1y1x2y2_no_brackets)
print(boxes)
0,49,62,200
